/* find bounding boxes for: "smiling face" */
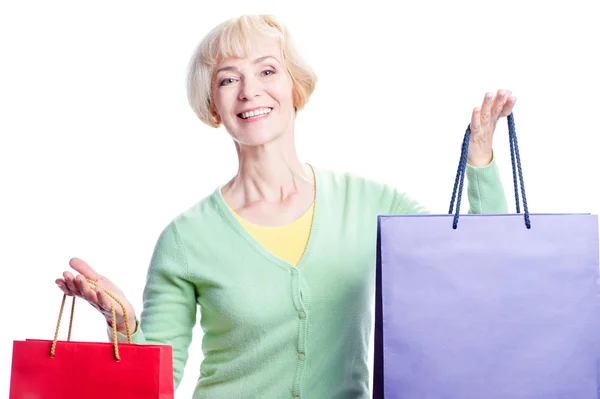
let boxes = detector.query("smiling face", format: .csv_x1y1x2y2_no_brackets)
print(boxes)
212,38,296,146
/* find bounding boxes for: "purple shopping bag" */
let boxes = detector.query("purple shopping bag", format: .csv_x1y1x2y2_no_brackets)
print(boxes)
373,114,600,398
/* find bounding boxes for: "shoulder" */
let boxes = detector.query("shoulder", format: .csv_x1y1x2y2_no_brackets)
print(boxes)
155,187,230,248
172,187,223,226
147,187,233,273
312,165,403,212
313,165,391,192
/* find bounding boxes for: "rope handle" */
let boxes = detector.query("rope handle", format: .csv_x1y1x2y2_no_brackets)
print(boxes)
50,279,133,361
448,112,531,229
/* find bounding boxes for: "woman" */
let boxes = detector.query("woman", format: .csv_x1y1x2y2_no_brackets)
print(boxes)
56,14,514,398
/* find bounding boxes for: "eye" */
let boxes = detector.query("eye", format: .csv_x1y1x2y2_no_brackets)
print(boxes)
261,69,276,77
219,78,237,87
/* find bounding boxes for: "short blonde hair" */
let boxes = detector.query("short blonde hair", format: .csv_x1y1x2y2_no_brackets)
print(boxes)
186,15,317,128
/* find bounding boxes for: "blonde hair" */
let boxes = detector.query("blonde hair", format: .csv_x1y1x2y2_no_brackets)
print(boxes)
186,15,317,128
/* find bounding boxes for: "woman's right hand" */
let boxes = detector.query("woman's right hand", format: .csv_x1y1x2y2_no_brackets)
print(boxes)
55,257,137,334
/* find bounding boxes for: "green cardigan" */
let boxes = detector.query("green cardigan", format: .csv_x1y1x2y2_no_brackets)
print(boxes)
121,161,507,398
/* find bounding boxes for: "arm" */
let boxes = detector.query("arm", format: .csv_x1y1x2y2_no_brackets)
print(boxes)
386,89,515,214
389,157,508,215
464,156,507,214
110,222,197,389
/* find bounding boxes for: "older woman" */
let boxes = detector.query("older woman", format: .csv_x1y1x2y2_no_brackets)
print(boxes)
56,14,513,398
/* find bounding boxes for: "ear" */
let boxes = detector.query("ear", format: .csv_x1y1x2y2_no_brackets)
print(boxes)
209,100,222,124
292,86,300,113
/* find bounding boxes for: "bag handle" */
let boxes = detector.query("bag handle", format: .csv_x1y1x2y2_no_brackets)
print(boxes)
448,113,531,229
50,279,133,361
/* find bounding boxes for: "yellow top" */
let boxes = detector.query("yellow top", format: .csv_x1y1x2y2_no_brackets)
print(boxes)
230,202,314,266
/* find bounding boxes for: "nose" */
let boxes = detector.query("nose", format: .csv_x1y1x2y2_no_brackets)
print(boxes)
238,76,262,101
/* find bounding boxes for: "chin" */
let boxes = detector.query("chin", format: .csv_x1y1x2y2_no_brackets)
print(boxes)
225,115,291,147
232,129,286,147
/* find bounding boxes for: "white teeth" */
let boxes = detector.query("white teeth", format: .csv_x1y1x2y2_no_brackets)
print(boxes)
240,108,271,119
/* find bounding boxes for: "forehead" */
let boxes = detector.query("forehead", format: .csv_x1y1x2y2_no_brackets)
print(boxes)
216,36,283,69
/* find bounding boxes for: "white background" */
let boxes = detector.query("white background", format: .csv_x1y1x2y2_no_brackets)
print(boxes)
1,0,599,397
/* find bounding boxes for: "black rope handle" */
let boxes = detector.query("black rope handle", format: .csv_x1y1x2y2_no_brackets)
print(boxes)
449,113,530,229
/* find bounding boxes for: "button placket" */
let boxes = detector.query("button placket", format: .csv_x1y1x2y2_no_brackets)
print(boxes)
290,267,308,398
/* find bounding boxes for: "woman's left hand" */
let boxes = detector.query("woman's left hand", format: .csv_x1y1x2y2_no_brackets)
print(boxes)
467,89,517,167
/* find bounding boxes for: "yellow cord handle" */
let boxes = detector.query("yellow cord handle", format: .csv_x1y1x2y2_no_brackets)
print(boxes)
50,279,132,361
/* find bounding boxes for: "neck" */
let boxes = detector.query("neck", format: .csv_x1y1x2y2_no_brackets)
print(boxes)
223,132,314,207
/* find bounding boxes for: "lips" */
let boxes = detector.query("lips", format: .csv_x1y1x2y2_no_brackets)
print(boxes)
237,107,273,120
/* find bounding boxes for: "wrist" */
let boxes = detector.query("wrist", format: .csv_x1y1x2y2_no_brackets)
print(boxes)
107,317,137,334
467,151,493,168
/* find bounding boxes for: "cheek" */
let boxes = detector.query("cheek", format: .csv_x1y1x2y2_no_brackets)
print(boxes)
268,82,295,107
214,91,236,118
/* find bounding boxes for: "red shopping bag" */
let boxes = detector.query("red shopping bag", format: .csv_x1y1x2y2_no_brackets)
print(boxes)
9,280,174,399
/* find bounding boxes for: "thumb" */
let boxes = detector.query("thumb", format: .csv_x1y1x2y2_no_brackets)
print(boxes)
69,257,102,281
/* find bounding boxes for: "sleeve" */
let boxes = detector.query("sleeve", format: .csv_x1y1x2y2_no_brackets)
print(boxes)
108,221,197,389
388,156,508,215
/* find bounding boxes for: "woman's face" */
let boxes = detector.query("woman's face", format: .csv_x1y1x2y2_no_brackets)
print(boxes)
212,38,296,146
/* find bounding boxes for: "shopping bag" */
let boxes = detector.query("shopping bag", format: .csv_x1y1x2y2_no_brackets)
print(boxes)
10,280,174,399
373,114,600,398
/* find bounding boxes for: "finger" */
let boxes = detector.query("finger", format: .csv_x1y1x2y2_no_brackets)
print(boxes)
63,272,80,295
76,274,98,303
74,274,90,298
56,279,75,296
500,95,517,117
96,287,114,315
480,92,494,125
492,90,511,118
69,257,102,281
471,107,482,134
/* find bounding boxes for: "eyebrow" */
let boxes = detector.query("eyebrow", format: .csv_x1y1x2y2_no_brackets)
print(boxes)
216,56,280,74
